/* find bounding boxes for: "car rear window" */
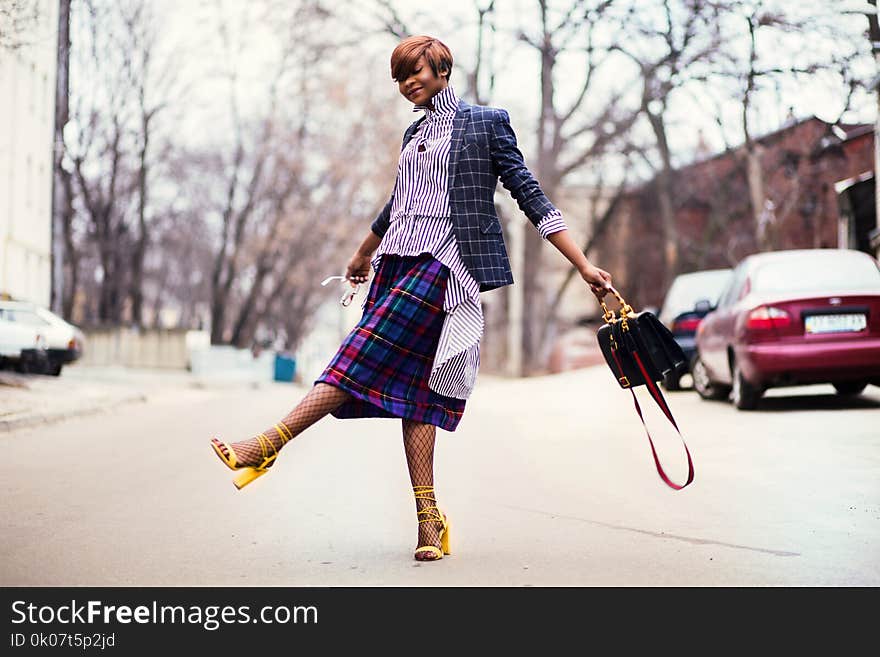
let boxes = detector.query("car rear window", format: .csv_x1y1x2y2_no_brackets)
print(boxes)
751,252,880,294
660,269,733,321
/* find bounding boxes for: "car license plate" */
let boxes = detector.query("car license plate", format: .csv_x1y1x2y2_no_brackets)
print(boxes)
804,314,867,334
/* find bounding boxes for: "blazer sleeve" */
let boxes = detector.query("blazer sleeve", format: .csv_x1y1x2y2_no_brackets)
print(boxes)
489,109,563,234
370,196,393,238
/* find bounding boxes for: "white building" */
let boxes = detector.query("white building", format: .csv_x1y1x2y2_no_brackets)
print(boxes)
0,0,58,307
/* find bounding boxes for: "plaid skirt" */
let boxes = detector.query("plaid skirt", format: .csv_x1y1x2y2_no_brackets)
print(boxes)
314,254,467,431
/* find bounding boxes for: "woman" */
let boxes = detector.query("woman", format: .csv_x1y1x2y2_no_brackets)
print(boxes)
211,35,613,562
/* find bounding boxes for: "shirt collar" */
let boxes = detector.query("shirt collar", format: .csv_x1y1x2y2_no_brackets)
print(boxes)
413,85,459,121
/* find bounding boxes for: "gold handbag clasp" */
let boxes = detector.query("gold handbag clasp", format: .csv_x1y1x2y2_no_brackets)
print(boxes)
600,286,634,331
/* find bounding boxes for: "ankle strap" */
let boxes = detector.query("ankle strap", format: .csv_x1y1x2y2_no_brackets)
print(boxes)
413,485,435,500
255,433,276,458
413,486,441,523
413,486,443,524
275,423,293,444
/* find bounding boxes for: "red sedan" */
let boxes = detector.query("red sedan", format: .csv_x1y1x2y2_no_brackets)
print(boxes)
692,249,880,409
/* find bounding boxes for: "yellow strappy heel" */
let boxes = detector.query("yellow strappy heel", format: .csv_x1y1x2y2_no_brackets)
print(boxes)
413,485,451,561
210,423,293,489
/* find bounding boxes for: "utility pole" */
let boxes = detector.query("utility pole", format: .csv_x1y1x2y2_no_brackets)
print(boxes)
51,0,71,316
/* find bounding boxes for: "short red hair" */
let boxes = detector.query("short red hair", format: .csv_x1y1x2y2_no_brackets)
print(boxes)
390,35,453,83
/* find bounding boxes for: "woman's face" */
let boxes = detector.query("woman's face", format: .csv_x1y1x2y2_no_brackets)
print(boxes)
398,55,448,106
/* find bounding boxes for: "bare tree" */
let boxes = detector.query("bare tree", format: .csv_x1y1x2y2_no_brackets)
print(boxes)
198,0,403,347
478,0,636,373
66,1,141,325
612,0,727,290
719,1,870,252
465,0,497,105
64,0,187,326
206,2,298,345
122,0,181,327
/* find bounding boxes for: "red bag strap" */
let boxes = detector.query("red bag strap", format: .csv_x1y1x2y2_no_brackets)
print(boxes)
609,345,695,490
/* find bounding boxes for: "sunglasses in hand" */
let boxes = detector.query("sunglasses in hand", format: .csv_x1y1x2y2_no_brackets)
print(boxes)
321,275,363,307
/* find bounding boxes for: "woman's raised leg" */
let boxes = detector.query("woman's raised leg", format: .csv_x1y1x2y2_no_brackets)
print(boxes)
211,383,350,486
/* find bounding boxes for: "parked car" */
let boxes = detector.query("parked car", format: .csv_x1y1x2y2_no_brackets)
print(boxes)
657,268,733,390
692,249,880,410
0,315,49,373
0,301,85,376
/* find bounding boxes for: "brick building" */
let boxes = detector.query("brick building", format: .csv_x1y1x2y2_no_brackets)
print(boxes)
597,117,876,311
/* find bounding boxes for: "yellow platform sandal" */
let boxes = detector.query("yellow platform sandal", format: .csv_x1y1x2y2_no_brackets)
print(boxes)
210,423,293,489
413,485,451,561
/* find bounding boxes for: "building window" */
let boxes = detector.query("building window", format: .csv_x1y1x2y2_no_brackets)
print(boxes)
781,151,801,178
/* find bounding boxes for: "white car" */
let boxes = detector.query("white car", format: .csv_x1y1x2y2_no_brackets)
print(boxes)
0,314,49,373
0,301,85,376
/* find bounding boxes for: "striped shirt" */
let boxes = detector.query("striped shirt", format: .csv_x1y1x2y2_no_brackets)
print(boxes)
375,86,567,399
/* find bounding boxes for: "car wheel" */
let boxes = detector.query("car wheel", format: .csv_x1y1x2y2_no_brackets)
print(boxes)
692,355,730,401
16,352,47,375
732,360,762,410
833,381,868,396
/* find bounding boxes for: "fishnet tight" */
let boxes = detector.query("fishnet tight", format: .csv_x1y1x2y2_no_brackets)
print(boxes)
402,419,445,560
216,383,349,467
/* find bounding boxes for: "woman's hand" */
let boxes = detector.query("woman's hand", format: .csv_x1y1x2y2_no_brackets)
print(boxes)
581,263,612,299
544,230,612,299
346,253,371,285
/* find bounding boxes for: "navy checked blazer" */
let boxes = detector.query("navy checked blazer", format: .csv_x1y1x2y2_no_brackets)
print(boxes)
371,100,560,292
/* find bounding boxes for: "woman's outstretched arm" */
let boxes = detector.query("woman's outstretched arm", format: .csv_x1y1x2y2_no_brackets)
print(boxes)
546,229,612,298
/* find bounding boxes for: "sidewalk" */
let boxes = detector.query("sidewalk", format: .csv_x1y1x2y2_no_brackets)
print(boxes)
0,365,301,432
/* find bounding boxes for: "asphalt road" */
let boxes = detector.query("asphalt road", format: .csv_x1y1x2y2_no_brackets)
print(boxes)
1,367,878,586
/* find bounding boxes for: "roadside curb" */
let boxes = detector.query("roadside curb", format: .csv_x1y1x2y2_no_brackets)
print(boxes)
0,392,148,433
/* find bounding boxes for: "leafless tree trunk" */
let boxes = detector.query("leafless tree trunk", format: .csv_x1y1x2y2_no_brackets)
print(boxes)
122,1,177,327
228,175,299,347
71,107,128,325
207,5,276,343
466,0,497,105
740,8,771,252
209,115,274,344
67,1,140,325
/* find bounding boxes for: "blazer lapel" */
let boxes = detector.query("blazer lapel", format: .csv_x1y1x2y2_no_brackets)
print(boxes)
448,101,471,184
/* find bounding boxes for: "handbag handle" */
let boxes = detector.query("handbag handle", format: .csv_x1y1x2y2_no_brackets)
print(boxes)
599,286,635,328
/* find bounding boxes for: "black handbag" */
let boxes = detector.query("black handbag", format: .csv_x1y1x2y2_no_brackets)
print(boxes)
597,301,686,389
596,287,694,490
